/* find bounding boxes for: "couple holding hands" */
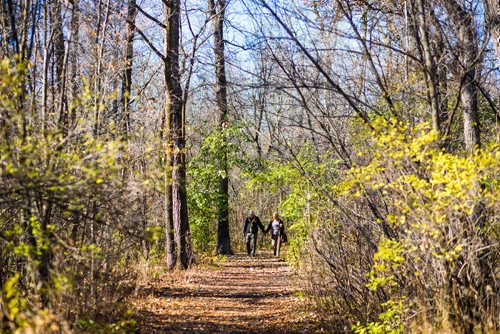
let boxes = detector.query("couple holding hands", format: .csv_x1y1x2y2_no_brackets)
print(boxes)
243,210,287,257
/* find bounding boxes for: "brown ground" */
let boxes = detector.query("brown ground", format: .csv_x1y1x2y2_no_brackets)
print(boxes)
132,252,323,333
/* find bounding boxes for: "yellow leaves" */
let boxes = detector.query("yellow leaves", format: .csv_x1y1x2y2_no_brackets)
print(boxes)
366,239,406,292
81,83,93,102
343,116,500,317
389,150,405,160
386,214,406,226
0,56,10,69
5,162,17,174
4,273,22,320
432,245,463,262
374,239,405,264
346,117,499,220
430,228,440,239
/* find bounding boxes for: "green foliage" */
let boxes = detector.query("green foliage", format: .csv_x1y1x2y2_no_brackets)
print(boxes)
366,239,405,291
1,274,72,333
353,298,405,334
187,124,244,254
244,146,341,265
244,159,307,263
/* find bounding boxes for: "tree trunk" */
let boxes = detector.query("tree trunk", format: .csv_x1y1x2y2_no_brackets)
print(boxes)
440,3,487,331
164,153,176,269
49,0,67,135
164,0,192,269
39,200,53,307
485,0,500,61
69,0,80,128
18,1,30,62
164,97,176,269
209,0,233,256
93,0,110,136
121,0,136,137
442,0,480,152
0,2,10,56
3,0,20,56
413,0,441,134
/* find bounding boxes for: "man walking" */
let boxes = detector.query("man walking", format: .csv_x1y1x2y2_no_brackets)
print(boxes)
243,210,265,256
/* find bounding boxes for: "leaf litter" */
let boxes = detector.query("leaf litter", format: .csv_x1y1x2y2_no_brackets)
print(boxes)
132,253,324,333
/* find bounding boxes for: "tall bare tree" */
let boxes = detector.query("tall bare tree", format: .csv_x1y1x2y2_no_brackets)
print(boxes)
485,0,500,61
68,0,79,129
164,0,192,269
412,0,442,134
163,0,176,268
442,0,481,152
209,0,233,255
121,0,136,137
49,0,67,134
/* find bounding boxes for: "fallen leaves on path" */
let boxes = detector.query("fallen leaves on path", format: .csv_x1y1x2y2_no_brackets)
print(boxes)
132,253,324,333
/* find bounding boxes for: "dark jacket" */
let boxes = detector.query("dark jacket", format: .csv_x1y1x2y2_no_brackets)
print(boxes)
243,216,265,235
265,219,285,239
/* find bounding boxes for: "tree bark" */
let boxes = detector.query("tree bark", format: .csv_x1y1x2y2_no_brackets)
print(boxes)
38,199,54,307
49,0,67,134
18,1,30,62
69,0,80,128
442,0,480,152
3,0,20,55
441,3,488,331
413,0,441,134
164,0,192,269
485,0,500,61
164,150,176,269
162,2,176,271
121,0,136,137
93,0,110,136
209,0,233,256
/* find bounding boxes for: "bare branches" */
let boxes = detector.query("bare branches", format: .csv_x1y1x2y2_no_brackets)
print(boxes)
257,0,373,126
125,15,166,62
136,3,167,30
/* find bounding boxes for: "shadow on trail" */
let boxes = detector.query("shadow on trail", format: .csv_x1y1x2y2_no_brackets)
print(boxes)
222,262,285,269
149,286,293,300
134,253,320,333
136,311,300,334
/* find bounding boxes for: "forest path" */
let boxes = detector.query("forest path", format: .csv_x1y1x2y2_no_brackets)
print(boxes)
132,252,322,333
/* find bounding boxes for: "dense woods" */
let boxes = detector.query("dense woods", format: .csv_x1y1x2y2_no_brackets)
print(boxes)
0,0,499,333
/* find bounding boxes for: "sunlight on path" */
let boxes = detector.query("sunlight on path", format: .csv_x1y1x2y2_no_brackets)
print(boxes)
132,253,322,333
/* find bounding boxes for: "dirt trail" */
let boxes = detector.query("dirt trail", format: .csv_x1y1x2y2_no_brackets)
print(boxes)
133,252,322,333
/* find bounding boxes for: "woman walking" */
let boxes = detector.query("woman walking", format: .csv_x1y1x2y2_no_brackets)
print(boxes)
265,213,287,257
